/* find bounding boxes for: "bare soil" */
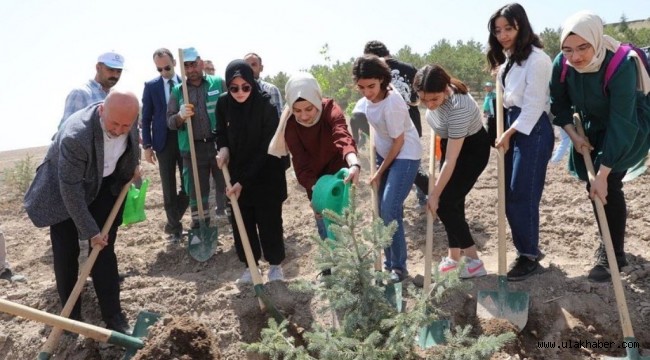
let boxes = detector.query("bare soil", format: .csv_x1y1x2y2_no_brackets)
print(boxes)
0,127,649,359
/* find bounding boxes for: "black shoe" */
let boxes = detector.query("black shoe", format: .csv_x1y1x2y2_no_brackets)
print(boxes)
0,268,13,281
167,232,182,245
104,313,132,335
507,256,540,281
588,245,628,282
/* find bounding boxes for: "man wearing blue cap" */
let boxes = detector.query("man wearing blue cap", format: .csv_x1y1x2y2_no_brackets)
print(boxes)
59,51,125,128
167,47,227,230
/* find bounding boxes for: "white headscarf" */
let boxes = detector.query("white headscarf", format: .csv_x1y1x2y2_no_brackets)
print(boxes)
268,72,323,157
561,11,650,93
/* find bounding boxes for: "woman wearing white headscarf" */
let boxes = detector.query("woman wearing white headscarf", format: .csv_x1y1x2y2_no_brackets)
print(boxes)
550,11,650,282
268,72,360,246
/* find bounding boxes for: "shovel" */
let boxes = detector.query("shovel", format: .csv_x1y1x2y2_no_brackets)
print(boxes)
417,128,450,348
221,166,285,322
0,298,158,360
39,181,133,358
573,113,649,360
368,128,402,312
178,48,218,262
477,79,529,331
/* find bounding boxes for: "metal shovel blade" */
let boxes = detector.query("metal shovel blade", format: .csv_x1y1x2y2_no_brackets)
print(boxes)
384,282,403,313
187,225,218,262
476,276,529,331
253,284,285,323
417,319,450,348
123,311,161,359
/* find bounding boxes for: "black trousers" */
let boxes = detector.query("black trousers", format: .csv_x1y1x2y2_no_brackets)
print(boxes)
50,176,123,321
437,130,490,249
415,130,490,249
231,200,285,266
157,130,187,234
587,171,627,256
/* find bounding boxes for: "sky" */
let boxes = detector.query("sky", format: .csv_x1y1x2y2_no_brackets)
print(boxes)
0,0,647,152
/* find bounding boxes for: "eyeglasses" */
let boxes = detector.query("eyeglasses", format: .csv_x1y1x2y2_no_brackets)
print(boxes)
561,43,593,58
156,65,172,72
228,84,252,93
184,61,199,69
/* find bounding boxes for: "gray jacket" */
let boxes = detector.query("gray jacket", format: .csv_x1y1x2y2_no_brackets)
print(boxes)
24,103,139,240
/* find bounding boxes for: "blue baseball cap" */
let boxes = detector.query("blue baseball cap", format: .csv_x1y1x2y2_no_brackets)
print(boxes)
182,47,200,62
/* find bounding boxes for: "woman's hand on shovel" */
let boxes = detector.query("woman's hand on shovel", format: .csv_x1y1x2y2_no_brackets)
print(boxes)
495,128,516,153
226,182,242,200
216,148,230,169
90,233,109,250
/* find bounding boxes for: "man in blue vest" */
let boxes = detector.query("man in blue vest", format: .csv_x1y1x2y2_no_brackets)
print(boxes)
142,48,188,244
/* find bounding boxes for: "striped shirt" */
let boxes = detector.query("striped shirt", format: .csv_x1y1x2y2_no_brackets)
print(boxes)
425,92,483,139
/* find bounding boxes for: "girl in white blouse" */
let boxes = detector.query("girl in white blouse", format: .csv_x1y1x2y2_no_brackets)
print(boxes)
486,3,554,281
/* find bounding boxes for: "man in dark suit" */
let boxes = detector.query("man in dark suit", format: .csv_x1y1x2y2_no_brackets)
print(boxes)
24,91,141,335
141,48,188,243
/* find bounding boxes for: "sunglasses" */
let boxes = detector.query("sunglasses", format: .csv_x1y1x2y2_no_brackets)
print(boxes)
229,84,252,93
156,65,172,72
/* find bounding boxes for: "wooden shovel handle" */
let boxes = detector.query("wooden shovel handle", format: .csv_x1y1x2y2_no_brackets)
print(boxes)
40,181,131,354
423,130,436,293
368,128,383,272
495,80,507,276
221,166,266,311
178,48,206,221
572,113,634,338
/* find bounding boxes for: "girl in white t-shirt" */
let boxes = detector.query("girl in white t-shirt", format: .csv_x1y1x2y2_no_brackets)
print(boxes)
352,55,421,282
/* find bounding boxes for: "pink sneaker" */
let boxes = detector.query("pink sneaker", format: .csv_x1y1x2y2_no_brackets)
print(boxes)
460,258,487,278
438,257,458,273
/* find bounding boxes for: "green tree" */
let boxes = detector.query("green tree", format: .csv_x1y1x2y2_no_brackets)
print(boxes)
263,71,290,100
540,27,562,60
244,187,515,359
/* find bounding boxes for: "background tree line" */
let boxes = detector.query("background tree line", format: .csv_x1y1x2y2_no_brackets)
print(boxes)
263,16,650,115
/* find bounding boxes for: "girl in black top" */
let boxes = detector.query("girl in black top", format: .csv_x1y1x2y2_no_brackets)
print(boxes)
215,60,287,283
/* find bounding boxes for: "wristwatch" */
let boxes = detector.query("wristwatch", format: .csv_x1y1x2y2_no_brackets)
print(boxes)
142,144,152,150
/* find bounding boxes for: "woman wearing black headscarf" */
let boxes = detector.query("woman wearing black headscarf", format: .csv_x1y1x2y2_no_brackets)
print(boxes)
215,60,287,284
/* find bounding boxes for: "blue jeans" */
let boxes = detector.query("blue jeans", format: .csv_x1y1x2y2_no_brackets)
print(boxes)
504,107,554,259
376,154,420,273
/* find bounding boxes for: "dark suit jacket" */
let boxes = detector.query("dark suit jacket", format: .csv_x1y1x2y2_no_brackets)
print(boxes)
141,75,180,152
24,104,139,240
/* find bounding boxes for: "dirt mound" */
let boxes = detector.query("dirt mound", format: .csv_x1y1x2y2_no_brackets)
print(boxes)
132,316,221,360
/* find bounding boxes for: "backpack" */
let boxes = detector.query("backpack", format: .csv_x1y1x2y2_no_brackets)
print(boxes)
560,43,650,95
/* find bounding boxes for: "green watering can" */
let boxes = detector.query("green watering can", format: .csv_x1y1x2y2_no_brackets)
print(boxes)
311,168,351,240
121,179,149,226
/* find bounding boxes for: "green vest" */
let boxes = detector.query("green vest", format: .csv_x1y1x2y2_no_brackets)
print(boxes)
171,75,224,153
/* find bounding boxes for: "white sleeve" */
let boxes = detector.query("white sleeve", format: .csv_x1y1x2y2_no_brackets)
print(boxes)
510,52,552,135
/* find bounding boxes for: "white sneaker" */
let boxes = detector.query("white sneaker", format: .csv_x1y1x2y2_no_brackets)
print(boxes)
237,268,254,284
438,257,458,274
460,258,487,279
267,265,284,282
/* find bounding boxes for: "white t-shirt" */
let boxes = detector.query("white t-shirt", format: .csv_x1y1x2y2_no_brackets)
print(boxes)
353,91,421,160
426,92,483,139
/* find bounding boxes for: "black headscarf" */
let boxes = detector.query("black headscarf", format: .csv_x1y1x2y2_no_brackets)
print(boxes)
217,59,285,203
